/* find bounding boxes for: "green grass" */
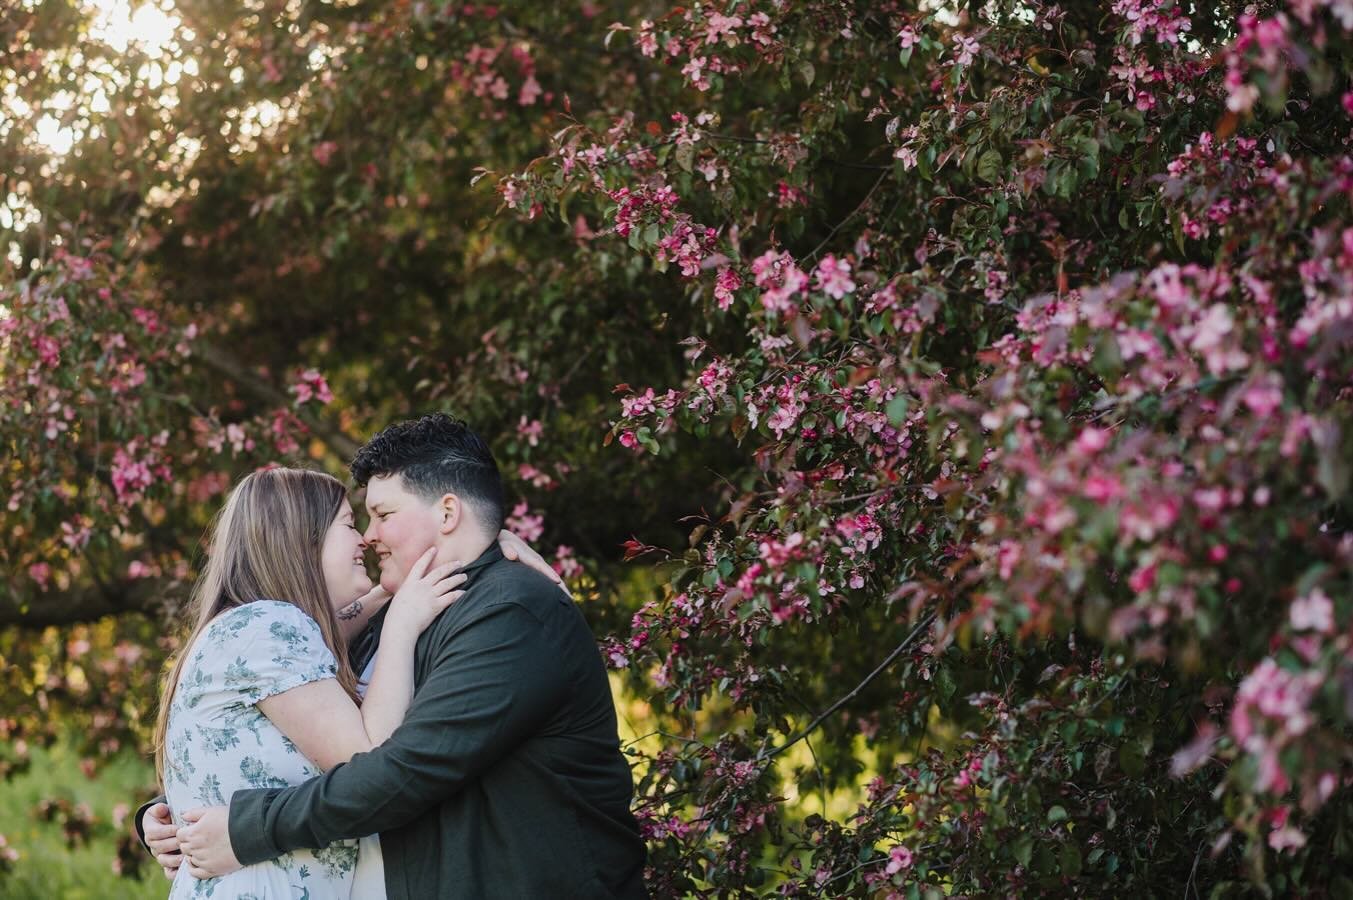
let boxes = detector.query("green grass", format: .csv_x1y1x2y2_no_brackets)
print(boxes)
0,741,164,900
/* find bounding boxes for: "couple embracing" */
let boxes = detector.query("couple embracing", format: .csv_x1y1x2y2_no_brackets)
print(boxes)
135,414,647,898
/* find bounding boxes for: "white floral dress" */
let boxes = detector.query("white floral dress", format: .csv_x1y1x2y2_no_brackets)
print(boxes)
164,600,359,899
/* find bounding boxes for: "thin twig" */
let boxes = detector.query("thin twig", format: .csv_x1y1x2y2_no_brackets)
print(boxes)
806,169,891,264
758,612,936,763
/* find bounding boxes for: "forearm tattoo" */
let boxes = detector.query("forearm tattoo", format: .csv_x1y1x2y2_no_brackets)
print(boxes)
337,600,363,621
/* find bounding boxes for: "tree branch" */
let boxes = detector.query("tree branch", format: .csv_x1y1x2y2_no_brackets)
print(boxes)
0,576,170,629
195,342,361,461
758,611,936,763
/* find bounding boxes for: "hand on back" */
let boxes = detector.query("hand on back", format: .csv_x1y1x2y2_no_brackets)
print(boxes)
141,802,182,880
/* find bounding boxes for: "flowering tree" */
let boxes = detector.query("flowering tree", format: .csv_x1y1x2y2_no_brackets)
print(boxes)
503,0,1353,892
3,0,1352,893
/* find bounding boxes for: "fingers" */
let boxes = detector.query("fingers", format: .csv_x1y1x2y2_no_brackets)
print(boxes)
408,546,437,580
156,851,182,872
434,589,466,612
147,833,179,855
186,861,214,880
146,818,178,842
180,807,204,824
499,528,521,560
432,570,468,592
148,801,173,825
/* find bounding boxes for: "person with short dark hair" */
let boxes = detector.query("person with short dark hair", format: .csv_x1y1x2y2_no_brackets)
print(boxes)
167,414,648,899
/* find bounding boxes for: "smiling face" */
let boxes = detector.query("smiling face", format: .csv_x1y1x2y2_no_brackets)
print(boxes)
319,502,374,609
362,474,445,593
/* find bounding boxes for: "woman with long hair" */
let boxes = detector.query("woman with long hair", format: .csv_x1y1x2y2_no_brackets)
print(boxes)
155,467,469,899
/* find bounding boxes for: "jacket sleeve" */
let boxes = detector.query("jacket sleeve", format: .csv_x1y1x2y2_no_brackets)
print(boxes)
228,601,561,864
134,795,168,853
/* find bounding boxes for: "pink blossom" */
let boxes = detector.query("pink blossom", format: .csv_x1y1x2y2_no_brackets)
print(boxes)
1128,563,1156,593
1232,658,1319,749
681,56,711,91
704,13,743,46
291,369,333,405
311,141,339,166
622,388,657,418
517,416,543,447
951,34,980,66
751,250,809,314
897,26,918,49
551,545,583,580
1268,824,1307,852
111,445,156,503
1289,588,1333,633
127,560,155,579
27,562,52,589
713,266,742,311
1242,376,1284,418
996,540,1021,579
518,75,542,106
814,255,857,299
1075,427,1111,454
635,20,658,57
885,845,914,874
1084,474,1124,504
506,501,545,542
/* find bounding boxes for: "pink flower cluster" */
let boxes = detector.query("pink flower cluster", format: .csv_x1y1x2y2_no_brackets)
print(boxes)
750,250,809,315
291,368,333,405
1231,658,1321,793
111,440,168,505
506,501,545,543
657,222,718,277
607,184,679,238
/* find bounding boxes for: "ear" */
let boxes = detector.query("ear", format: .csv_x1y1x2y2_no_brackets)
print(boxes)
438,493,461,535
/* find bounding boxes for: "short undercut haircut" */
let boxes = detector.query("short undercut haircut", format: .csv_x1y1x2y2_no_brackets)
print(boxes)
350,414,506,533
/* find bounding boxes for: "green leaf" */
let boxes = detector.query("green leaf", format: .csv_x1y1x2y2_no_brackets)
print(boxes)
1047,804,1068,824
1118,741,1145,777
1012,835,1034,867
675,142,694,174
935,666,957,704
976,149,1003,184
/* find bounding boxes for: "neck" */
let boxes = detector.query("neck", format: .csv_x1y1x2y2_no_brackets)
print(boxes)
436,528,494,569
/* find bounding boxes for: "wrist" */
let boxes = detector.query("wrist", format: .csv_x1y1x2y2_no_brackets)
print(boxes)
378,621,419,647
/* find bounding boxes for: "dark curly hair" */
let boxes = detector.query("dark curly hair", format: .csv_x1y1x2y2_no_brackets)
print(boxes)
350,414,506,532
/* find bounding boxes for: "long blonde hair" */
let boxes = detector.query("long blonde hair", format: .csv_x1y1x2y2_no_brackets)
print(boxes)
154,467,363,786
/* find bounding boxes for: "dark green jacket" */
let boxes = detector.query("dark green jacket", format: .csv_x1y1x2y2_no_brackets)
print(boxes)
228,543,647,899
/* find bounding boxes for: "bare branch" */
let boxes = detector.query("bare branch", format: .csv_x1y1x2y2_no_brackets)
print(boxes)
757,611,936,763
0,576,171,629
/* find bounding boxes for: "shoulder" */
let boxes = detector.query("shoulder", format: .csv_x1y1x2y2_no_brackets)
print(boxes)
208,600,323,646
475,558,572,620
